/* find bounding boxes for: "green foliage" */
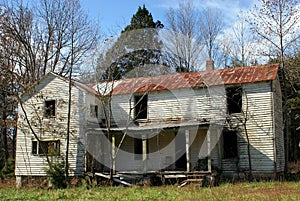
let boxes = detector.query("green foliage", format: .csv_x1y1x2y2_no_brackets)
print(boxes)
123,5,163,32
99,5,166,81
0,157,15,178
45,160,67,189
0,182,300,200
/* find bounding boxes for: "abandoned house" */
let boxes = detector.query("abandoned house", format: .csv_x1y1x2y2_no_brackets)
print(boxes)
15,63,285,186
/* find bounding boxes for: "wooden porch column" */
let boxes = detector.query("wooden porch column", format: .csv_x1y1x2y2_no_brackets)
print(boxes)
142,135,148,173
112,134,116,174
185,130,190,172
207,129,212,172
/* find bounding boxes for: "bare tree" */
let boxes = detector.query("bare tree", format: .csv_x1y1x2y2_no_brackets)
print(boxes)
248,0,300,63
0,0,99,184
198,7,225,66
164,0,203,72
0,0,99,86
248,0,300,171
231,12,256,67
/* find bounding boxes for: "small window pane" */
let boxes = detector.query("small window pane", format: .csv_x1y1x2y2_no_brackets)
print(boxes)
226,87,242,114
32,141,38,155
45,100,56,117
134,94,148,120
90,105,98,118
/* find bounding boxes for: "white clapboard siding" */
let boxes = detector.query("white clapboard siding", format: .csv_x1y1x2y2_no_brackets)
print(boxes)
237,82,276,172
104,80,283,174
109,87,225,124
15,74,94,176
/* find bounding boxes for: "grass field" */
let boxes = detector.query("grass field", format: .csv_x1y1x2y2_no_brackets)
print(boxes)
0,181,299,201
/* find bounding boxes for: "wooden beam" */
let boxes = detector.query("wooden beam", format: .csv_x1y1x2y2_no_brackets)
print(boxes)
207,129,212,172
185,130,190,172
112,134,116,174
143,135,147,173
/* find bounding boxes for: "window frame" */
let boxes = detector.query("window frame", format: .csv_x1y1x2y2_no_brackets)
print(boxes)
90,104,98,118
32,139,60,156
44,100,56,118
134,94,148,120
226,86,242,114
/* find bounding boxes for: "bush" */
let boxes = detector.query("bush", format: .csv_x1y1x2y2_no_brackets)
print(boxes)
45,160,67,188
0,157,15,178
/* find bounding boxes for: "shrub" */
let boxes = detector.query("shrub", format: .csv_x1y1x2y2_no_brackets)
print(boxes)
45,160,67,188
0,157,15,178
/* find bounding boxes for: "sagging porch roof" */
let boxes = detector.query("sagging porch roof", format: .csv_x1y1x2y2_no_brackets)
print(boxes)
91,64,279,95
87,119,215,133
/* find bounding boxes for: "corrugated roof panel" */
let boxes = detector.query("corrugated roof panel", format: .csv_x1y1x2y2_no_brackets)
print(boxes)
91,64,279,95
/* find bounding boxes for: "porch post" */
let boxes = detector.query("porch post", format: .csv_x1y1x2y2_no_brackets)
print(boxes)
16,176,22,188
142,135,147,173
185,130,190,172
207,129,212,172
112,134,116,174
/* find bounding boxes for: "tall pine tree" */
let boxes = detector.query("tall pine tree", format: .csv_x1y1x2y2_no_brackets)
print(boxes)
100,5,166,81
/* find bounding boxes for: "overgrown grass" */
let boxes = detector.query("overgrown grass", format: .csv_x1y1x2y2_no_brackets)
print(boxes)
0,181,299,201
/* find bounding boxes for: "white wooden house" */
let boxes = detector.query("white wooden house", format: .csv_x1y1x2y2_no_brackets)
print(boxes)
15,64,285,186
15,72,98,186
87,63,285,178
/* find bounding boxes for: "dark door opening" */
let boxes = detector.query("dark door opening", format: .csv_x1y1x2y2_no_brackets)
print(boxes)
175,132,187,170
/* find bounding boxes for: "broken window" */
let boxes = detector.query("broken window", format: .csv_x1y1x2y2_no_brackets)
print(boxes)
45,100,56,117
223,131,238,159
90,105,98,118
32,139,60,156
134,138,148,160
226,87,242,114
134,94,148,120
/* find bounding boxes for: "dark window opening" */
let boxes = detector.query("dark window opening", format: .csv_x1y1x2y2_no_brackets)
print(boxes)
134,94,148,120
32,141,37,155
45,100,56,117
90,105,98,118
226,87,242,114
223,131,238,159
32,140,60,156
134,138,149,160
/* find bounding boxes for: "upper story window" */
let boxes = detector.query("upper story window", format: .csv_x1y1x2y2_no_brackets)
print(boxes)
90,105,98,118
134,94,148,120
226,87,242,114
45,100,56,117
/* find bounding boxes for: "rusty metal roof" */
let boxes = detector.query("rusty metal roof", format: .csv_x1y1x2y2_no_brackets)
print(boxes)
92,64,279,95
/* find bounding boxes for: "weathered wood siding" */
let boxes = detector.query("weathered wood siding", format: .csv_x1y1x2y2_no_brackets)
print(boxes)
103,81,281,174
15,74,93,176
272,78,284,172
109,87,225,124
237,82,277,173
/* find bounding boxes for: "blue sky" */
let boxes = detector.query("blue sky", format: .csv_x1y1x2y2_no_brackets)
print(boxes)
80,0,257,36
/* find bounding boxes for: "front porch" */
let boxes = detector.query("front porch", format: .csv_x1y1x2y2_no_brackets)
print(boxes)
86,121,224,186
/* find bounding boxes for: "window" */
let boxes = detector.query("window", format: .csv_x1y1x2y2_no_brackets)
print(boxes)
90,105,98,118
223,131,238,159
45,100,56,117
32,140,60,156
226,87,242,114
134,94,148,120
134,138,148,160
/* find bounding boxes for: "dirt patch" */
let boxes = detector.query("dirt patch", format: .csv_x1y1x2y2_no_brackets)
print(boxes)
0,177,15,189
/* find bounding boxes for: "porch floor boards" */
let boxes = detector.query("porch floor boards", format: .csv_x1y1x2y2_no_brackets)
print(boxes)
95,170,212,185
